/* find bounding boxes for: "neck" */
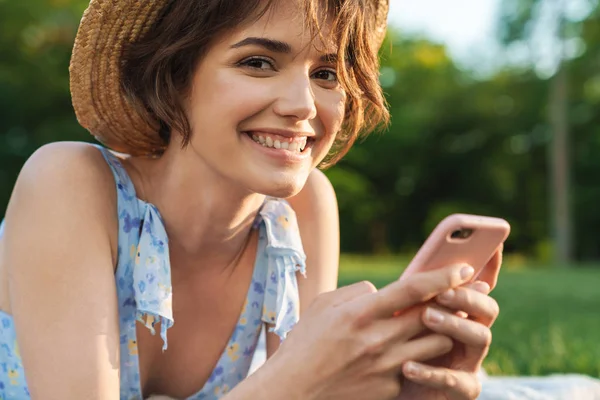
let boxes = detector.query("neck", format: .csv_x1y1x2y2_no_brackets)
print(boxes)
126,143,266,273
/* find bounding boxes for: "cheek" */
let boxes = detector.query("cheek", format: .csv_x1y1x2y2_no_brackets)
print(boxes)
318,90,346,136
314,91,346,153
187,71,272,133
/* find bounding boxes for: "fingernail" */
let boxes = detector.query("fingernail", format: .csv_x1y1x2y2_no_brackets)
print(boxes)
405,362,420,376
461,266,475,280
426,308,445,324
438,289,455,302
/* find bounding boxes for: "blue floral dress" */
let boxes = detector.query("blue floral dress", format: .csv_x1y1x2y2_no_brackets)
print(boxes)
0,145,307,399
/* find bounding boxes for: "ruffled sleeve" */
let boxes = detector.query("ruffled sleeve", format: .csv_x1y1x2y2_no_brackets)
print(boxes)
132,204,174,351
258,198,307,340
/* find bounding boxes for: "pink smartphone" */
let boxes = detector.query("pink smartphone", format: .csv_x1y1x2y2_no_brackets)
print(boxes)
399,214,510,282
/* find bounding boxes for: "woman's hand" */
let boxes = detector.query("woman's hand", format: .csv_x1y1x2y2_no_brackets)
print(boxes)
398,246,503,400
257,263,477,400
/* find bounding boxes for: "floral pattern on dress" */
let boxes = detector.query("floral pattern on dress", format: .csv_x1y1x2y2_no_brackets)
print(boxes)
0,145,308,399
133,204,173,351
258,199,307,340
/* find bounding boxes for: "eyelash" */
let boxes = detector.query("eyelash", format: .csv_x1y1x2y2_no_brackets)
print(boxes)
238,57,338,82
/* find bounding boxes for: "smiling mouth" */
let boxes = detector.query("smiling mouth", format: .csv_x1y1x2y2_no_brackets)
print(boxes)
243,131,315,153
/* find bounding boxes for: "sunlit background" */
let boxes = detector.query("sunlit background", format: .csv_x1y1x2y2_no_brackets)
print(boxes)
1,0,599,378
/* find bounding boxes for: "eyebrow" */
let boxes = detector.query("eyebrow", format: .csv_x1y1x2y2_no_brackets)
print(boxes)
230,37,338,63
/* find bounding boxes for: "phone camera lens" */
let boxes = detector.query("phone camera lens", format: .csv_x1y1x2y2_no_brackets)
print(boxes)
451,228,473,239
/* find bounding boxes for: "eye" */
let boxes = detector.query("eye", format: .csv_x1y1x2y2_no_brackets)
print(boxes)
238,57,276,71
312,69,338,82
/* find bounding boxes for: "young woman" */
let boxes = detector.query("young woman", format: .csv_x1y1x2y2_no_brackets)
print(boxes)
0,0,501,399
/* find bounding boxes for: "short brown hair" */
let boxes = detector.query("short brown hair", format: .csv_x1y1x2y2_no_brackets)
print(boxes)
121,0,389,168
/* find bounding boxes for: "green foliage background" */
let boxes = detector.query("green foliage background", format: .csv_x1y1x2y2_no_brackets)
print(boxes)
1,0,600,262
2,0,600,379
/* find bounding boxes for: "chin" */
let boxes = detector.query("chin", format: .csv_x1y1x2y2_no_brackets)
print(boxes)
248,171,308,199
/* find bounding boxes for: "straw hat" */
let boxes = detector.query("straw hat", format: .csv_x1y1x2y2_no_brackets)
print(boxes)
69,0,390,156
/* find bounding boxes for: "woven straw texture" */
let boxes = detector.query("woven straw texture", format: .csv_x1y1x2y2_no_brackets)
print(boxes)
69,0,390,155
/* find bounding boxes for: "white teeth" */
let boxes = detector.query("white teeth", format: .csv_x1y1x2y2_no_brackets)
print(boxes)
248,132,308,153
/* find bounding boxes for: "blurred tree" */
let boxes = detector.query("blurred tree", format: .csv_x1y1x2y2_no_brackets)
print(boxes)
3,0,600,262
327,30,548,255
0,0,89,212
497,0,595,263
563,5,600,260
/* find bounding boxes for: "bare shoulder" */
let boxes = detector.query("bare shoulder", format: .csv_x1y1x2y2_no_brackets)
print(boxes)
14,141,115,202
287,168,338,218
1,141,122,397
5,141,118,263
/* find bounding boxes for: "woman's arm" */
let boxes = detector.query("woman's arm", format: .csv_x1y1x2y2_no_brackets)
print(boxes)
265,168,340,357
2,143,121,399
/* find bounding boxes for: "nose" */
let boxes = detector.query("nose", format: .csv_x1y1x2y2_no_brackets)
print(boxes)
273,73,317,121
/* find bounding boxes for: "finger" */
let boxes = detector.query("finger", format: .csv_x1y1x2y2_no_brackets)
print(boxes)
359,264,476,318
464,280,491,295
422,307,493,349
431,281,490,320
402,361,481,400
434,286,499,326
324,281,377,308
424,302,494,371
377,334,453,373
477,243,503,291
367,305,427,344
428,301,470,319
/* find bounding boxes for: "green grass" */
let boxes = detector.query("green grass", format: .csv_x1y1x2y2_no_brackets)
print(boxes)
337,254,600,378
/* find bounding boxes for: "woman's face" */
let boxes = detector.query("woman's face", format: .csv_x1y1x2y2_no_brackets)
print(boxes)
181,0,346,198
